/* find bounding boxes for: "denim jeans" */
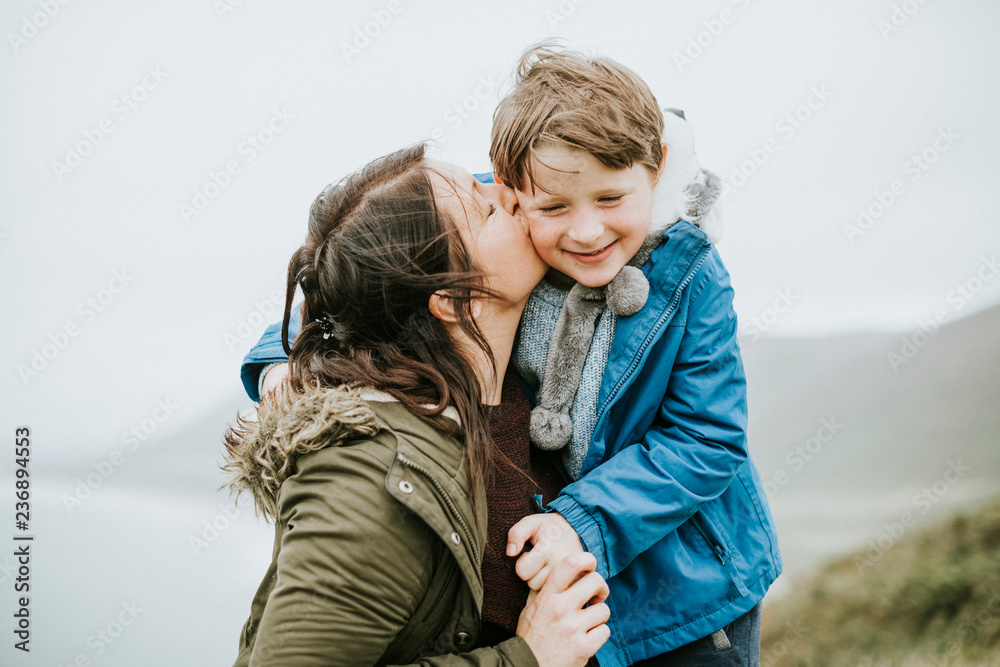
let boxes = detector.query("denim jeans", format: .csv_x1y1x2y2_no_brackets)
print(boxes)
606,603,762,667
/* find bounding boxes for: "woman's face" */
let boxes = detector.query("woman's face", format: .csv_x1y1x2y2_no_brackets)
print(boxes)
428,160,547,305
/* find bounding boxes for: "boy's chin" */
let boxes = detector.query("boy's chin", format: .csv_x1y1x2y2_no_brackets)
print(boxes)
559,266,620,289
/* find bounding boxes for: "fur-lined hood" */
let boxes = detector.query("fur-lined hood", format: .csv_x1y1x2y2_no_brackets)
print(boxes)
222,384,383,520
650,109,723,241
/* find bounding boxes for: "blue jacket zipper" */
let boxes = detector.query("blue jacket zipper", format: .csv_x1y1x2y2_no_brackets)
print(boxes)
592,244,711,455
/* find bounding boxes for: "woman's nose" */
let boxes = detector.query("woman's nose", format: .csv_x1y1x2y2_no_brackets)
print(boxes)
486,182,519,214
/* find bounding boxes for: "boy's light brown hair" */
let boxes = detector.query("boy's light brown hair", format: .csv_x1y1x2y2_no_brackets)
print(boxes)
490,43,665,193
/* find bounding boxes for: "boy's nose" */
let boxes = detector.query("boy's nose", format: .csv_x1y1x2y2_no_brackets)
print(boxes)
566,211,604,247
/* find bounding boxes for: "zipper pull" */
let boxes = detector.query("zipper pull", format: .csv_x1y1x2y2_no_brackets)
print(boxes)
714,544,751,597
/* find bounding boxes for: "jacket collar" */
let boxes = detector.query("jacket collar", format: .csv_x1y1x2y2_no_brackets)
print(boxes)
222,384,486,606
599,222,712,414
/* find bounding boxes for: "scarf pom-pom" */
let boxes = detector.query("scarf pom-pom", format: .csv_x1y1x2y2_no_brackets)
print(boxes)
530,406,573,450
606,265,650,316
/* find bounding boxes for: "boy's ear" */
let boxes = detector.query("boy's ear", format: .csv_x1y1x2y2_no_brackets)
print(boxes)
428,291,481,324
654,142,668,184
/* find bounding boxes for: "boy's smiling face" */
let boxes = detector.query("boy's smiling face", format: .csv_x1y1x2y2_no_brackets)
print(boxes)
513,142,664,288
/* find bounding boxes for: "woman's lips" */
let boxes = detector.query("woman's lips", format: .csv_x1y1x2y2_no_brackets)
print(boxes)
566,240,617,265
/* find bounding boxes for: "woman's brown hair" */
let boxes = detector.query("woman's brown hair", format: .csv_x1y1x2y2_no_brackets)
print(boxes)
280,143,496,514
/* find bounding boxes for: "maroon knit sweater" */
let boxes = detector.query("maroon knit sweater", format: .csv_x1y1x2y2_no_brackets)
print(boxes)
479,370,567,642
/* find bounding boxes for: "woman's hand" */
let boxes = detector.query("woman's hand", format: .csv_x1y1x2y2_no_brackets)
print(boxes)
508,512,585,591
516,552,611,667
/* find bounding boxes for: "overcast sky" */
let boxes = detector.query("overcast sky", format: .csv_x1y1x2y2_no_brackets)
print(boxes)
2,0,999,452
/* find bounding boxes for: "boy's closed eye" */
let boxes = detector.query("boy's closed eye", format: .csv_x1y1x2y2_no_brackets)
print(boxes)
538,195,625,214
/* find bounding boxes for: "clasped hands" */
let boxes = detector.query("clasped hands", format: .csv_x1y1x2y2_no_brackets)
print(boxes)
510,512,610,667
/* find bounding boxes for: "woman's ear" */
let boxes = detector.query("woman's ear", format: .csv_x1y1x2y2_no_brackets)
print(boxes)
428,291,458,324
428,291,482,324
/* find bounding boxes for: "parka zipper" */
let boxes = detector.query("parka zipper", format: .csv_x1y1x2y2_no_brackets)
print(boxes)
421,558,458,622
395,453,479,564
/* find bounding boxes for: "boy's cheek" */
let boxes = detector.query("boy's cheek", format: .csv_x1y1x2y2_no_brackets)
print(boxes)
524,219,560,265
523,213,548,243
515,208,532,235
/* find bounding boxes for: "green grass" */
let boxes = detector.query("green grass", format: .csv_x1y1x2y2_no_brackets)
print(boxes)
761,498,1000,666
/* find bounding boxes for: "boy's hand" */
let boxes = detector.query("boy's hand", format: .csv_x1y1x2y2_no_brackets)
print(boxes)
508,512,585,591
261,362,290,399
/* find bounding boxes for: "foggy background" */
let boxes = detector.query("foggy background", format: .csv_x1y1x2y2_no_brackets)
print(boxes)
1,1,998,664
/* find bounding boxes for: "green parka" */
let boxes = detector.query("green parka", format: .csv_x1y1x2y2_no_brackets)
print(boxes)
224,384,538,666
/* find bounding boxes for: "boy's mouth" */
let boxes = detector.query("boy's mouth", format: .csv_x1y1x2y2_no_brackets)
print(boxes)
566,240,617,265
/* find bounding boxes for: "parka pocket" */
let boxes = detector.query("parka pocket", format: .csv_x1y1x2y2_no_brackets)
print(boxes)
688,511,751,598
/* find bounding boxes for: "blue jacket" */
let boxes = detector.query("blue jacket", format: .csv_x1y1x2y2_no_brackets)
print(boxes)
541,221,781,665
240,221,781,666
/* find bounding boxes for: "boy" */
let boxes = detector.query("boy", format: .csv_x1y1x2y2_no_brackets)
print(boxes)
487,45,780,666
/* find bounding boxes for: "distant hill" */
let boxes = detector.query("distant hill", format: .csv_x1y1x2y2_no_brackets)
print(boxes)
52,303,999,585
760,497,1000,666
740,304,1000,582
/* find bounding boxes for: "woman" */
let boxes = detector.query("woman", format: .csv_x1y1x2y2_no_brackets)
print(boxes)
224,144,610,666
